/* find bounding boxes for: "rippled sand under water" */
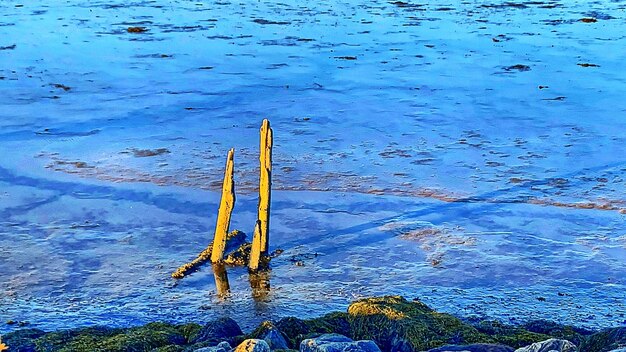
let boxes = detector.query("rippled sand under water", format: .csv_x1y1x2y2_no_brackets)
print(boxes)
1,0,625,333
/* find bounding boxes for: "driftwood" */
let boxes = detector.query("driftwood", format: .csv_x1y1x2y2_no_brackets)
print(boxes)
211,148,236,263
249,119,273,271
172,120,275,280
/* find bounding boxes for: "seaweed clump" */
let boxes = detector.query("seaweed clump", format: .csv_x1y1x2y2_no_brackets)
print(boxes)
7,323,199,352
347,296,492,351
580,327,626,352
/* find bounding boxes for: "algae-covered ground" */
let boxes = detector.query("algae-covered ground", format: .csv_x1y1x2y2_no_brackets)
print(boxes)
1,0,626,338
2,296,624,352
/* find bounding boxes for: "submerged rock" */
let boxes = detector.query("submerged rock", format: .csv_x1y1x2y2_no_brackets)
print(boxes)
234,339,270,352
300,334,381,352
514,339,577,352
427,344,514,352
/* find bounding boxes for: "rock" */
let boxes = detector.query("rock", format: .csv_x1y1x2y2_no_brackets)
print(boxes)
300,333,381,352
472,320,559,349
428,344,514,352
153,345,185,352
581,328,626,352
31,323,186,351
234,339,271,352
192,318,244,344
249,321,289,350
514,339,577,352
276,313,351,349
195,341,233,352
1,328,46,352
522,320,591,347
348,296,491,351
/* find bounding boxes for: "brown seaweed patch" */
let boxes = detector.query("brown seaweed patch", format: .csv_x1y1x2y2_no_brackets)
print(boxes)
504,64,531,72
528,198,625,212
127,26,148,33
48,160,93,170
381,221,476,267
51,83,71,91
252,19,290,25
129,148,171,157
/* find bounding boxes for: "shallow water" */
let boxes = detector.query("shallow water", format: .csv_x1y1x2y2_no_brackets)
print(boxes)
1,0,625,333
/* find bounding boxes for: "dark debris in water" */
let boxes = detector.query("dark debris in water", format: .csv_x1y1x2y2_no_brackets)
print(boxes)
51,83,71,91
129,148,171,158
504,64,531,72
252,19,291,25
127,26,149,33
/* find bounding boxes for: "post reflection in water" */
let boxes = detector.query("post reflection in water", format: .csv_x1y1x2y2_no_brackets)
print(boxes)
212,263,231,299
210,264,272,301
249,270,271,301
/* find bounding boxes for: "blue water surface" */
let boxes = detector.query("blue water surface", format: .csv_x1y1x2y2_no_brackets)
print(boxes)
0,0,625,333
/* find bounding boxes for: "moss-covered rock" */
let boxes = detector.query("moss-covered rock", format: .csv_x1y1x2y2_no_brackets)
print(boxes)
523,320,591,347
30,323,189,352
581,327,626,352
276,317,309,348
347,296,494,351
176,323,203,344
2,328,47,352
191,317,243,345
93,322,187,351
150,345,185,352
248,321,289,350
276,312,351,349
472,320,552,349
34,326,121,351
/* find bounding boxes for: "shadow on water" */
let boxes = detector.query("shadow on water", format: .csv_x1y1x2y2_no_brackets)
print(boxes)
280,159,626,254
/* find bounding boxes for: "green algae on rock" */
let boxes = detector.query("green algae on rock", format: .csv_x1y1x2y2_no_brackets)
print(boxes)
2,296,622,352
581,327,626,352
6,323,197,352
348,296,492,351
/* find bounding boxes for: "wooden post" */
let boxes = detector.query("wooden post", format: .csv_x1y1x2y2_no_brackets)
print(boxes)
212,262,230,298
211,148,236,263
249,220,262,271
258,119,273,255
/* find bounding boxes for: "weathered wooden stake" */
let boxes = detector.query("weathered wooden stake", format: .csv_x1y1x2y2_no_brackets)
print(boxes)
248,220,263,271
258,119,273,255
211,148,236,263
212,262,230,298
